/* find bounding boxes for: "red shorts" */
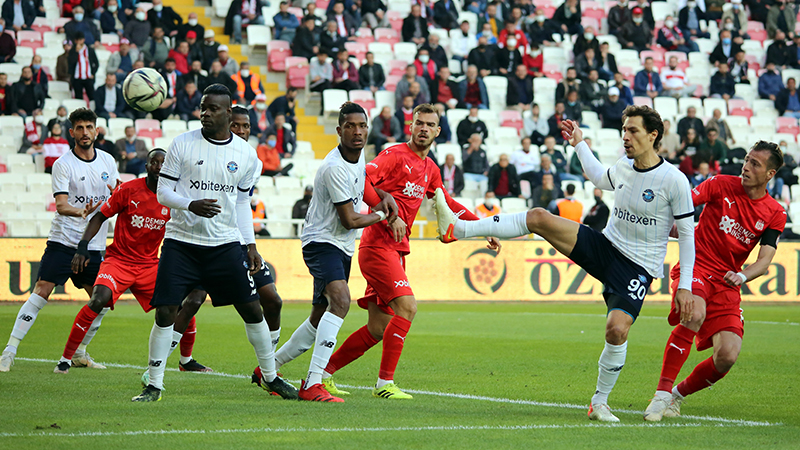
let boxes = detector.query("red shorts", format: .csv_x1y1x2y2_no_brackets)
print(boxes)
669,268,744,351
356,246,413,315
94,257,158,312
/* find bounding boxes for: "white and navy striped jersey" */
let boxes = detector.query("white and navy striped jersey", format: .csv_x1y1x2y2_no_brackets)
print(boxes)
49,149,119,251
160,129,260,247
301,147,366,256
602,157,694,278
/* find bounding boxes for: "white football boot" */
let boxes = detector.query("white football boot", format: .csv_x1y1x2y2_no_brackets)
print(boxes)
588,403,621,423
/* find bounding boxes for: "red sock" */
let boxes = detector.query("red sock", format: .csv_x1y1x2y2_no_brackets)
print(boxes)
379,316,411,381
656,324,696,392
62,306,99,360
180,316,196,358
325,325,380,374
676,356,727,397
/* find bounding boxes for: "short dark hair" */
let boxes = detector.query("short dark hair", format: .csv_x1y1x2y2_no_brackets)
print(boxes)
644,57,653,63
412,103,440,124
203,83,232,100
231,105,249,116
68,107,97,125
165,58,176,64
74,31,85,40
622,105,664,149
303,15,315,22
338,101,367,126
287,86,298,93
751,140,784,171
566,184,576,195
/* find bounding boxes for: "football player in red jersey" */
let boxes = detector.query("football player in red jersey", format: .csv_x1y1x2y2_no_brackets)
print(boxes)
644,141,787,421
54,149,210,374
318,103,502,399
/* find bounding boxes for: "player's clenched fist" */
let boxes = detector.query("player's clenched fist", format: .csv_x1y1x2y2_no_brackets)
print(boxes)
188,199,222,218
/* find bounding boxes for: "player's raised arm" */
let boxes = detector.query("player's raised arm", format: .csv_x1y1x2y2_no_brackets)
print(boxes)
562,119,615,191
671,174,696,323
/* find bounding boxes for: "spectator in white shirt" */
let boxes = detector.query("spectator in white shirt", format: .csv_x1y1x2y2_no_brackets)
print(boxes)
510,136,541,187
660,55,695,98
523,103,549,145
451,21,477,67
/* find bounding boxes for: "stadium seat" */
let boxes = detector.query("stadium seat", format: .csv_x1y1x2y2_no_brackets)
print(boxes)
286,57,310,88
374,90,395,110
268,41,292,72
725,115,749,132
17,193,46,212
161,119,188,135
5,154,33,174
17,30,43,49
349,90,375,111
31,17,51,34
393,42,417,62
678,97,703,115
5,218,37,237
436,143,462,166
387,59,407,76
344,42,367,62
633,96,652,107
493,127,521,146
500,110,524,133
386,10,404,32
247,24,271,47
703,98,728,117
654,97,678,119
367,42,393,63
750,116,776,133
501,197,528,213
375,28,400,45
0,173,26,195
322,90,349,116
446,109,469,130
384,75,402,92
62,98,87,111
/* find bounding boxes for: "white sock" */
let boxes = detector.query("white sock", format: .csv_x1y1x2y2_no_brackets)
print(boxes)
147,323,173,390
376,378,393,389
167,331,182,360
270,328,281,353
58,356,70,364
453,211,530,239
180,355,192,365
246,319,277,382
275,318,317,369
305,312,344,387
591,340,628,406
672,385,685,399
7,294,48,350
79,307,109,349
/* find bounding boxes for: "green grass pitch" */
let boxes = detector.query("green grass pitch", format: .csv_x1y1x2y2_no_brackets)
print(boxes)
1,301,798,449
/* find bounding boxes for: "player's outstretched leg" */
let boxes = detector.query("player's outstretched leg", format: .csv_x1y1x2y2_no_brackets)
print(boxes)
644,298,705,421
236,301,298,400
1,282,53,372
588,308,632,423
372,296,414,400
71,306,109,369
322,302,389,396
670,331,741,417
55,286,115,374
274,304,326,370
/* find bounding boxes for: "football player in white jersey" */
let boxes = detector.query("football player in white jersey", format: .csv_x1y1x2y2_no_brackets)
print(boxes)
132,84,296,402
260,102,399,403
434,105,696,422
1,108,119,373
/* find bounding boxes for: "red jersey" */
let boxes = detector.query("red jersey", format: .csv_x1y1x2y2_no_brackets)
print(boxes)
361,144,478,254
100,177,170,264
691,175,786,278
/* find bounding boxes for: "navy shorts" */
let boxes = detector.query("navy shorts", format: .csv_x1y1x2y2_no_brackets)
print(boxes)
568,225,653,320
302,242,351,306
37,241,103,289
240,245,275,289
151,239,259,308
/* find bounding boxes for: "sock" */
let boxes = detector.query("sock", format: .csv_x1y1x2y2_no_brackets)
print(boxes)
168,331,182,359
306,312,344,387
61,305,99,361
78,307,109,350
591,340,628,406
179,316,196,364
7,293,48,348
275,318,317,369
453,211,530,239
325,325,380,375
656,325,696,393
270,328,281,353
246,319,277,382
378,315,412,382
147,323,173,390
676,356,727,397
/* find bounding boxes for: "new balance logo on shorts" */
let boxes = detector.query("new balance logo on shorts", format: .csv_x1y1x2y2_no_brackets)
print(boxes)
394,280,410,288
320,340,335,349
17,313,33,322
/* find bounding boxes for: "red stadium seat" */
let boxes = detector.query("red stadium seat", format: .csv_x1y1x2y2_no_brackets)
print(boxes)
47,201,56,212
344,42,367,62
0,163,6,173
582,5,606,21
500,110,524,132
779,125,800,136
747,21,765,33
136,119,162,140
581,17,600,31
349,90,376,110
375,28,400,45
749,29,767,41
0,221,6,237
316,0,330,9
268,41,292,72
31,17,51,34
540,6,556,17
633,96,653,107
777,116,798,128
543,63,563,82
729,108,752,119
286,62,310,88
387,59,407,76
533,0,553,7
354,27,374,45
385,75,402,91
17,30,42,49
386,11,404,32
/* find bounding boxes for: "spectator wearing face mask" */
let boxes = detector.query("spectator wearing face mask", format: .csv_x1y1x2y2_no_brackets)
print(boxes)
618,7,652,53
573,26,600,58
657,15,698,54
62,6,101,48
475,192,502,219
250,94,270,141
456,106,489,146
495,37,522,75
678,0,709,39
263,114,296,156
256,135,293,177
178,12,205,42
10,66,45,117
250,187,270,236
124,7,151,48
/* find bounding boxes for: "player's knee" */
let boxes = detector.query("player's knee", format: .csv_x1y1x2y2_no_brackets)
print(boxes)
87,292,110,313
366,321,386,341
527,208,550,232
154,306,178,327
392,299,417,321
714,347,739,373
259,286,282,310
605,324,629,344
32,280,54,300
182,291,206,310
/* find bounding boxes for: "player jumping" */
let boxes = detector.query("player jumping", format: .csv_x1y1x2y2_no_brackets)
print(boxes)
643,141,787,421
1,108,119,373
316,103,500,400
434,106,697,422
55,149,211,374
257,102,398,403
132,84,296,402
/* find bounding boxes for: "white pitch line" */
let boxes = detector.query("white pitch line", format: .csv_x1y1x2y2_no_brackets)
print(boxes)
15,358,779,427
427,311,800,326
3,421,772,439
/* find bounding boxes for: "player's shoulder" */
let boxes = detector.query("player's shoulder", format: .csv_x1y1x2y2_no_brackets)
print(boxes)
119,176,146,192
94,148,117,167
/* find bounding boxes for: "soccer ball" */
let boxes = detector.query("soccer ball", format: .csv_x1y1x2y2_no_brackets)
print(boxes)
122,68,167,112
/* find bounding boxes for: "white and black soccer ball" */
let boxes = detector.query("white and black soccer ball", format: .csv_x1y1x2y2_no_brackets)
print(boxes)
122,68,167,112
